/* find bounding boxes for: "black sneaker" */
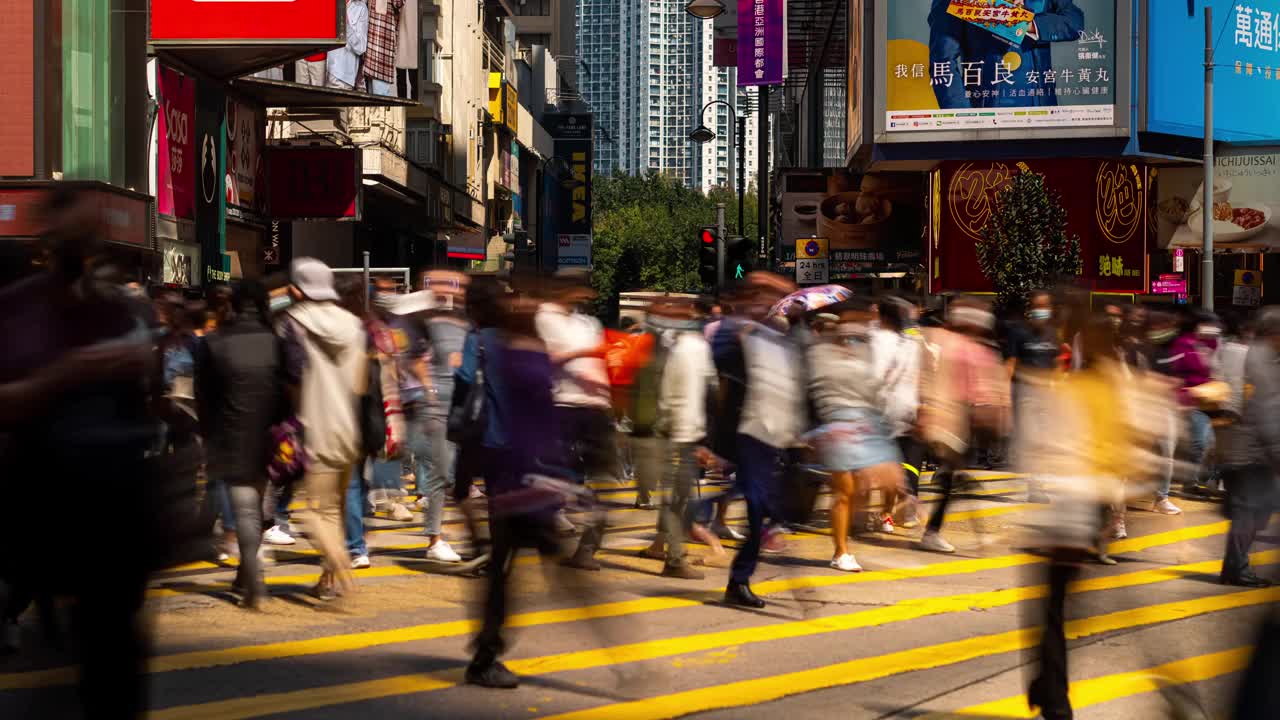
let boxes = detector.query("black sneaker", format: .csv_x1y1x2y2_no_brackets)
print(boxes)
466,661,520,688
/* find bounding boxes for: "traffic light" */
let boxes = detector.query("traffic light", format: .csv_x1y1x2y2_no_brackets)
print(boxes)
699,226,719,290
725,236,754,286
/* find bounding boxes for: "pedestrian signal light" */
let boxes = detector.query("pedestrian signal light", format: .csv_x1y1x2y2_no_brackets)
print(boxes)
699,226,719,289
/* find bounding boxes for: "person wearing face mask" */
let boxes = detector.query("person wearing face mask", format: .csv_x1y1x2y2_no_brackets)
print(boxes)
1141,311,1187,515
806,299,904,572
1168,311,1223,498
1004,290,1063,504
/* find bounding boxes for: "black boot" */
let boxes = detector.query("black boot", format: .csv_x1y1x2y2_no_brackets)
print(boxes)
724,581,765,608
466,659,520,688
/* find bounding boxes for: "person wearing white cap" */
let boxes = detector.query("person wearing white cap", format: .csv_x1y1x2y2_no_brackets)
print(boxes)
277,257,369,601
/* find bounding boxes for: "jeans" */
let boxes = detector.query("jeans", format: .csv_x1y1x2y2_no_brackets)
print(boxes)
369,78,395,96
630,435,664,507
407,413,455,538
555,405,618,485
658,441,699,567
228,481,266,601
1154,411,1179,500
1187,409,1215,488
204,474,237,534
730,433,783,585
266,481,293,530
1221,464,1276,581
345,463,370,558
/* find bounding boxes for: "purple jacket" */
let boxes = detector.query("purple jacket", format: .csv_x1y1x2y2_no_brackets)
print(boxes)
1168,334,1215,407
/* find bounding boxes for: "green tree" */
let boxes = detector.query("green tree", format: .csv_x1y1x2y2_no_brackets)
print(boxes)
590,171,758,319
974,170,1082,310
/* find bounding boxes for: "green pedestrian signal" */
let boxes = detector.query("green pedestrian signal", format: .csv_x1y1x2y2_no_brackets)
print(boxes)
734,264,745,280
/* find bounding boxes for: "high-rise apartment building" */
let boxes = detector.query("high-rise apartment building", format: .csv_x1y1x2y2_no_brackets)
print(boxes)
579,0,757,192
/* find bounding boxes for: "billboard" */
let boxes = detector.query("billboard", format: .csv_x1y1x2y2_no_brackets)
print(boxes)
882,0,1119,133
157,66,196,219
545,113,594,269
151,0,342,42
1156,153,1280,250
1147,1,1280,142
931,159,1149,293
738,0,787,86
778,170,925,277
264,146,361,220
847,0,865,153
226,97,265,217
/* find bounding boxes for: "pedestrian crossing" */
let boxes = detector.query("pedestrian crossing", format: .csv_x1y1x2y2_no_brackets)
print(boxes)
1,473,1274,718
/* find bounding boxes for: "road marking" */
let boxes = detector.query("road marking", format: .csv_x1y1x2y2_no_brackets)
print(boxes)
7,522,1242,694
950,646,1253,718
137,557,1278,719
535,587,1280,720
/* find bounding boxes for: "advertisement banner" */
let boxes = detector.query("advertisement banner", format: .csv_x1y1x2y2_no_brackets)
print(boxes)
226,98,264,218
778,170,925,276
933,159,1148,293
884,0,1117,132
157,66,196,219
1148,1,1280,142
265,146,361,220
151,0,341,42
196,82,228,284
162,240,200,287
847,0,865,152
545,113,593,268
1155,153,1280,251
738,0,786,86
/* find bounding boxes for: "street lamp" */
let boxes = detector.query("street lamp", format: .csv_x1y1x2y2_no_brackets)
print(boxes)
683,0,726,19
689,100,747,237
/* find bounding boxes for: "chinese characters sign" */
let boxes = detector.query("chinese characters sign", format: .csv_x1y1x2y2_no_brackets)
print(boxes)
883,0,1117,133
931,159,1148,293
1148,1,1280,142
156,65,196,220
738,0,786,86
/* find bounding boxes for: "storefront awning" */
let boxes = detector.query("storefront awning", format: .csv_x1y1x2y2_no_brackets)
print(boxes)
230,77,418,109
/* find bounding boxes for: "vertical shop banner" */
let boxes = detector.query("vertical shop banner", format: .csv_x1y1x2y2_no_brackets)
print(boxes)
933,159,1146,293
847,0,865,152
883,0,1117,132
196,82,228,283
157,66,196,219
1156,153,1280,251
738,0,786,86
1147,1,1280,142
545,113,593,269
225,97,265,220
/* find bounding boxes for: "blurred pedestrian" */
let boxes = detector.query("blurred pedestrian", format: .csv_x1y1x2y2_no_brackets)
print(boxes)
1005,289,1062,504
1142,310,1189,515
276,258,368,602
870,295,926,528
1215,307,1280,588
195,280,284,608
535,269,614,570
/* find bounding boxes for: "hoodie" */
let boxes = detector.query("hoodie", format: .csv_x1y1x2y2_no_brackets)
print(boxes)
281,301,368,472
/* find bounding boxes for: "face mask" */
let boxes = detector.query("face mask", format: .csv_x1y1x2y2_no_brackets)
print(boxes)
1148,328,1176,344
269,295,293,314
373,291,399,312
1028,308,1052,322
1108,315,1123,329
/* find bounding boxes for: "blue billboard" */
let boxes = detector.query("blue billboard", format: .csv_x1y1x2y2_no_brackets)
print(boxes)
1148,0,1280,142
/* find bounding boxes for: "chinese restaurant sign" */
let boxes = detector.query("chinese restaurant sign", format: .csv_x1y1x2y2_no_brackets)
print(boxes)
931,159,1149,293
738,0,786,86
1148,1,1280,142
151,0,341,42
883,0,1117,132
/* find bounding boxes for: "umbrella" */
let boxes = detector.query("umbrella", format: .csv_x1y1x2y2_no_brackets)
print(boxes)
768,284,853,318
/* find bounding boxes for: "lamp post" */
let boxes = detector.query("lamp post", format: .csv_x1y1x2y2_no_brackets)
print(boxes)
689,99,747,236
683,0,726,20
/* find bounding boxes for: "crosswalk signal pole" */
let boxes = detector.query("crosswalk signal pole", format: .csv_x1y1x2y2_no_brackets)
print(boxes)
716,202,727,290
1202,5,1215,311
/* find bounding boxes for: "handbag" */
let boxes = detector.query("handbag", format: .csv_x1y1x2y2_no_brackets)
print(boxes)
447,336,488,445
267,416,308,486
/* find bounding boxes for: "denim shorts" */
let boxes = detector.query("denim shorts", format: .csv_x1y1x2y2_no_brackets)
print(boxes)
806,407,902,473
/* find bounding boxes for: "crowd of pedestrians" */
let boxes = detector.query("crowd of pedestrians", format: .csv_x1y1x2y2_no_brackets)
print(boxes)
0,188,1275,718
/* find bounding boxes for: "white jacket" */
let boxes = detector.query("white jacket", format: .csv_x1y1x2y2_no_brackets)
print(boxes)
327,0,369,88
869,328,923,438
284,301,368,472
658,331,716,444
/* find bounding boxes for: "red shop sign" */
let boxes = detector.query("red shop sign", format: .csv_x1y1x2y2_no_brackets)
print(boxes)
264,146,361,220
0,187,149,246
151,0,341,43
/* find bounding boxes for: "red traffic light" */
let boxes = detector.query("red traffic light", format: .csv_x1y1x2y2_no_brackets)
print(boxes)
701,229,716,244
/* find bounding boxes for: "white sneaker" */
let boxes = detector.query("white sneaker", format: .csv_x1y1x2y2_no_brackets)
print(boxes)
216,552,231,563
880,515,896,534
712,523,746,541
920,531,956,554
1112,519,1128,540
831,554,863,572
1153,498,1183,515
351,554,371,569
390,502,414,522
262,526,297,546
425,539,463,563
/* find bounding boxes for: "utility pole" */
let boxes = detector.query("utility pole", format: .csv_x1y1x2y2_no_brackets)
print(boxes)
716,202,727,290
1203,6,1215,310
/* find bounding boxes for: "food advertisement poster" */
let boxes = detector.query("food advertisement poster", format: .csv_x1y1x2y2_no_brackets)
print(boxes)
778,169,924,277
883,0,1117,132
932,159,1148,293
225,97,264,217
1156,154,1280,251
1147,1,1280,142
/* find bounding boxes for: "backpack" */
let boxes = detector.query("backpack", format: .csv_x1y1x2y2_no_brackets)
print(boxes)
629,332,670,437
